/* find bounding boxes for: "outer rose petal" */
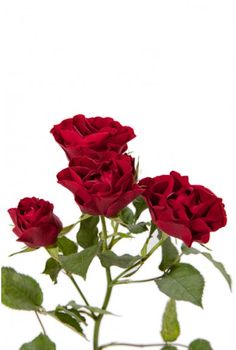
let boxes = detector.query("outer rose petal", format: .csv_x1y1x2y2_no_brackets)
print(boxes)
8,208,18,226
157,220,193,247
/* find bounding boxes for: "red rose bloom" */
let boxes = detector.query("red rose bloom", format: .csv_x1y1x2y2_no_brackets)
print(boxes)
139,171,227,246
51,114,135,159
8,197,62,248
57,151,143,217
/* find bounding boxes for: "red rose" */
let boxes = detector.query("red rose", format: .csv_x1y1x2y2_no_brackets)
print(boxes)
139,171,227,246
51,114,135,159
57,151,143,217
8,197,62,248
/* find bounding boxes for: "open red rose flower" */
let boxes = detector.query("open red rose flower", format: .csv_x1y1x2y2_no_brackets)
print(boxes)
8,197,62,247
57,151,143,217
140,171,227,246
51,114,136,160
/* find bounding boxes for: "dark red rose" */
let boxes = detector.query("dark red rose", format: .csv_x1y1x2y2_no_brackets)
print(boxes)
51,114,135,159
8,197,62,248
57,151,143,217
139,171,227,246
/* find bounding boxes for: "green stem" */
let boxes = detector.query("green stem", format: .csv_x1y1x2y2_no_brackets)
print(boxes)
67,273,90,308
93,217,113,350
35,311,47,335
99,342,188,349
93,268,113,350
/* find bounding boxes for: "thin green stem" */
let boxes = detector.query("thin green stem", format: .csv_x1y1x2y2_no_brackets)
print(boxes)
99,342,188,349
101,216,108,251
112,234,168,285
108,222,119,249
67,273,90,308
112,260,143,285
35,311,47,335
145,232,168,258
115,274,163,285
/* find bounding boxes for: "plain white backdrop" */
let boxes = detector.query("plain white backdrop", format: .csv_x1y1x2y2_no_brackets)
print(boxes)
1,1,235,349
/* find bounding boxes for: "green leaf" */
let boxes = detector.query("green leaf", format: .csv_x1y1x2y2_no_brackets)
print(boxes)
20,333,56,350
132,196,147,221
182,245,232,290
67,301,115,316
161,346,178,350
99,251,140,269
59,245,98,279
181,244,201,255
57,236,78,255
161,299,180,342
42,258,61,284
76,216,99,248
155,263,204,307
119,207,134,224
189,339,213,350
202,252,232,290
127,222,148,234
1,267,43,311
56,305,86,323
50,306,86,337
9,246,38,257
159,238,179,271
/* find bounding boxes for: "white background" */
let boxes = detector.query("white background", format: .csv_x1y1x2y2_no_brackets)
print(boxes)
1,1,235,349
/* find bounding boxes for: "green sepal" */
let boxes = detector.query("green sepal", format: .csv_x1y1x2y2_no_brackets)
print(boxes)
132,196,147,221
59,223,77,236
9,246,38,257
59,214,91,237
161,346,178,350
